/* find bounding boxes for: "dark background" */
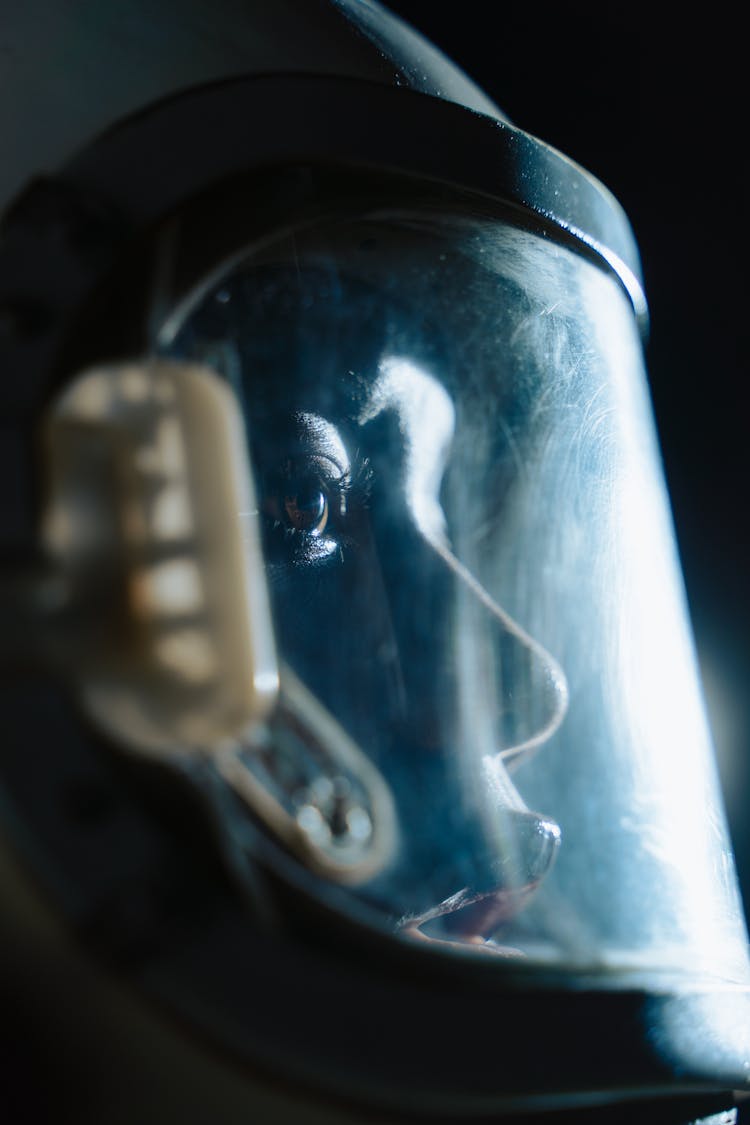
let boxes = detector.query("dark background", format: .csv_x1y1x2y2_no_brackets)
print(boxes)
387,3,750,924
0,8,746,1123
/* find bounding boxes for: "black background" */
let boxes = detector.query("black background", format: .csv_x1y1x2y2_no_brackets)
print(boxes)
386,3,750,924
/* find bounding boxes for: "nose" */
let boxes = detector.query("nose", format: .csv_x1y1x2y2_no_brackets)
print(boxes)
371,514,567,765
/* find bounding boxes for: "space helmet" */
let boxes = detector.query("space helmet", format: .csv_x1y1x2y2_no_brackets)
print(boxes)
0,3,748,1122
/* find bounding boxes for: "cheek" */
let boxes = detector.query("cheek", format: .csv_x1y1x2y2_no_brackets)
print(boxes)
267,538,388,656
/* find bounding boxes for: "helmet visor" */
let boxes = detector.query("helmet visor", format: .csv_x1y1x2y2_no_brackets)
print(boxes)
160,208,749,982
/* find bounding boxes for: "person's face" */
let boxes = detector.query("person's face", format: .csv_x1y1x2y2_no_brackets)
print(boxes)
163,221,566,943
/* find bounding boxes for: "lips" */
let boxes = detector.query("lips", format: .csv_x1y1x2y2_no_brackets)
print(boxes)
400,809,561,945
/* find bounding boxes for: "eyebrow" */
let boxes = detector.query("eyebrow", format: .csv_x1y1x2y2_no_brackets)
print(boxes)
294,411,351,476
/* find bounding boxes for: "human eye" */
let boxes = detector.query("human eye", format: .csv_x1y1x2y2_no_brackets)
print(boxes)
258,413,371,569
262,453,343,540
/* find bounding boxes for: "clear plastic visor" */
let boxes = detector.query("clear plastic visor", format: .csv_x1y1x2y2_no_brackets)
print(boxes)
161,210,749,983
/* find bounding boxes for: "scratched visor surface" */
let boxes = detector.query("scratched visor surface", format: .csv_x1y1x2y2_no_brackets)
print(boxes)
161,212,750,982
